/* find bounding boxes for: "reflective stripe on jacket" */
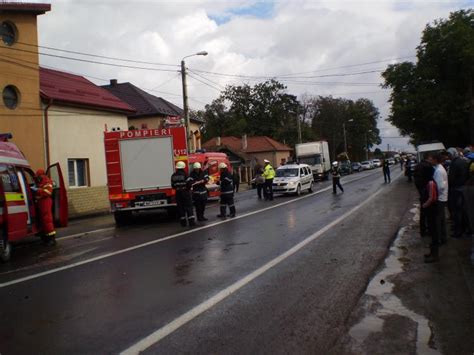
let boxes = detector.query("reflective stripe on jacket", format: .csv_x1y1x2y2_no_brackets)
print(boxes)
263,164,275,180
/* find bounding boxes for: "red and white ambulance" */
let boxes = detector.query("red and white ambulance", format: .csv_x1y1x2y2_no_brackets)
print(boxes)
0,134,68,262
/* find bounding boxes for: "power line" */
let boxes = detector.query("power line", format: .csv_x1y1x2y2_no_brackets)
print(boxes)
188,69,226,90
1,46,179,73
187,73,222,92
16,41,179,67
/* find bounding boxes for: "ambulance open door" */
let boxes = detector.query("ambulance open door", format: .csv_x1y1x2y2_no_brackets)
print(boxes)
46,163,68,227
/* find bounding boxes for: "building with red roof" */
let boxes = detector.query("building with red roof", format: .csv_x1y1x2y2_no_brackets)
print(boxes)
202,135,292,182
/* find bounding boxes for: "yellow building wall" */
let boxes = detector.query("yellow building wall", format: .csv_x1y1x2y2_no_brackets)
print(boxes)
250,151,291,169
0,12,45,170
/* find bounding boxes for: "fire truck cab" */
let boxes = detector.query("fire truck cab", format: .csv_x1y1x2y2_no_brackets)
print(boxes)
188,151,231,199
0,134,68,262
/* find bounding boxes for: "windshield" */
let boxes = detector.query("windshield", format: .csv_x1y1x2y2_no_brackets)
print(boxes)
362,161,370,165
276,168,299,177
298,155,321,166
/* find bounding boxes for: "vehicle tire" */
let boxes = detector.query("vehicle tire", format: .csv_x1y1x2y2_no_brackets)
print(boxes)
296,184,301,196
0,241,11,263
308,181,314,193
114,211,132,226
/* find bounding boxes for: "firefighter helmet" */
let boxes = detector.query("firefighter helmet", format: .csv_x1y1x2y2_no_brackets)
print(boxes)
176,161,186,169
193,162,201,169
218,162,227,169
332,161,338,166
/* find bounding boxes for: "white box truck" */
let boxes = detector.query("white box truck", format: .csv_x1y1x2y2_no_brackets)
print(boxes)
416,142,445,162
295,141,331,180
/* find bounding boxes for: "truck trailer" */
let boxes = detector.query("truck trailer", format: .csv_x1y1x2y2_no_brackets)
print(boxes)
295,141,331,180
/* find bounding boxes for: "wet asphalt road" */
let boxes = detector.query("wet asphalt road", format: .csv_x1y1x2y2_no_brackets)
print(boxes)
0,168,412,354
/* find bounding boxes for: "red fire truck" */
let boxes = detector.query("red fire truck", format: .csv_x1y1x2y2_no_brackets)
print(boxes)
104,127,189,224
0,134,68,262
104,128,234,224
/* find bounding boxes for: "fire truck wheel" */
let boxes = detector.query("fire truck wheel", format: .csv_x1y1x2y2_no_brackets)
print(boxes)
114,211,132,226
0,241,11,263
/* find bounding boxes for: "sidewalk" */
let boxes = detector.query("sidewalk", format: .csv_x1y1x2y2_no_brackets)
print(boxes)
333,188,474,354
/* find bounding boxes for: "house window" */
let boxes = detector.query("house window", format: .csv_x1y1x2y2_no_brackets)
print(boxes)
2,85,20,110
68,159,89,187
0,21,18,46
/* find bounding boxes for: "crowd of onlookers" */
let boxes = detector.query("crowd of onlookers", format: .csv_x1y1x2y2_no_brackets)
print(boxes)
413,145,474,263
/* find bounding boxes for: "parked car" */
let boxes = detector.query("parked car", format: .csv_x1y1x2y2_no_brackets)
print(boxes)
273,164,314,196
361,161,373,170
371,159,382,168
388,158,396,165
339,160,352,175
351,162,363,172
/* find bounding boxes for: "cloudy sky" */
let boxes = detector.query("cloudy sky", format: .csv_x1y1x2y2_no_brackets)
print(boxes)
30,0,472,151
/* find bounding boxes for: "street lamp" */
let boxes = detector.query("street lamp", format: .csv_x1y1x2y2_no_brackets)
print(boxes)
181,51,208,152
343,118,354,155
365,129,373,160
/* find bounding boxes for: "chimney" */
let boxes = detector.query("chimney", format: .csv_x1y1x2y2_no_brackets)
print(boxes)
242,134,248,150
110,79,118,86
217,136,221,146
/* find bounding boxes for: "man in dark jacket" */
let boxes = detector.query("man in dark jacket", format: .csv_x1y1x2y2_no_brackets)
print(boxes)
382,158,391,183
217,163,236,219
233,168,240,193
447,147,469,238
190,162,209,222
253,159,265,199
331,161,344,194
414,157,433,237
171,161,195,227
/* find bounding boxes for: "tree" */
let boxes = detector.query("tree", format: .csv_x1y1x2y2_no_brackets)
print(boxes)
382,9,474,146
200,80,301,146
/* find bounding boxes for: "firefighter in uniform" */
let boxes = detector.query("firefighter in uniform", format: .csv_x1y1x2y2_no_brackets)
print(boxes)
217,163,236,219
171,161,195,227
190,162,209,221
262,159,275,201
33,169,56,243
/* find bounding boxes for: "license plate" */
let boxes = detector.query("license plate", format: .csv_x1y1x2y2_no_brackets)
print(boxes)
135,200,167,207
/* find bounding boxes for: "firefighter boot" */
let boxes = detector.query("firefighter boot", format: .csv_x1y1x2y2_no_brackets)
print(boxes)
188,216,196,227
424,247,439,263
180,217,187,227
229,206,236,218
217,206,227,219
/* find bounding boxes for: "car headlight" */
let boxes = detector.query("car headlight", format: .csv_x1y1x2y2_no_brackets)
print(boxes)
287,181,296,186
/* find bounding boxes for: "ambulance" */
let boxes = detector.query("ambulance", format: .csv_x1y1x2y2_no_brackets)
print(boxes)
104,128,233,224
0,134,68,262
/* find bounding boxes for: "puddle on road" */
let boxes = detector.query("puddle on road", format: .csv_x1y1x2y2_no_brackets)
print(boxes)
348,223,440,354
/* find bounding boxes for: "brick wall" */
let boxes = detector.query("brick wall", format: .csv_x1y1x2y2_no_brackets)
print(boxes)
67,186,110,218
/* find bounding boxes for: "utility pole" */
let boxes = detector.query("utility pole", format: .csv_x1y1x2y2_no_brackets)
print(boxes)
296,107,302,144
181,60,192,152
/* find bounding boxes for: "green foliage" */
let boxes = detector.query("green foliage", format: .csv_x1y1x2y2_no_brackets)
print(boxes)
382,9,474,146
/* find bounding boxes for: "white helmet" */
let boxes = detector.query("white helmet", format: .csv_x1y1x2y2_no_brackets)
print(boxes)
218,162,227,169
332,161,338,166
193,162,201,169
264,159,270,163
176,161,186,169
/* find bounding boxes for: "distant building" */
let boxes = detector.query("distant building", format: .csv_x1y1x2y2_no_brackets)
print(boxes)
102,80,204,150
202,135,292,182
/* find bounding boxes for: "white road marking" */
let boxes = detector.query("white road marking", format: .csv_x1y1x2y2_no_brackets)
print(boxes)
59,227,116,241
120,172,401,354
0,170,385,289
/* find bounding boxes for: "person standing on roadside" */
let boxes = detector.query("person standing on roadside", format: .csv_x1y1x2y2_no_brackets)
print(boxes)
217,163,236,219
254,158,265,199
446,147,469,238
331,161,344,194
190,162,209,222
429,153,449,244
171,161,195,227
382,158,391,183
414,155,433,237
420,164,439,263
233,168,240,193
262,159,275,201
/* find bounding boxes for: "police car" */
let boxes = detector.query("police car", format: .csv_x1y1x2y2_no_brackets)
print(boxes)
272,163,315,195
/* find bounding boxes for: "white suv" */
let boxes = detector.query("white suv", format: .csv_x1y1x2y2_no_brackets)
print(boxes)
273,164,315,195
